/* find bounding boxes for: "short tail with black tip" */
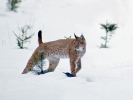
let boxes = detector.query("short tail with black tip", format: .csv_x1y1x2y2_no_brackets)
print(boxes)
38,30,43,45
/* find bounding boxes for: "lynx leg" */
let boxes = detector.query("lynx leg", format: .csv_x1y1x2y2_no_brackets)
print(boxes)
22,46,44,74
47,57,60,72
70,58,77,76
22,59,35,74
76,59,81,73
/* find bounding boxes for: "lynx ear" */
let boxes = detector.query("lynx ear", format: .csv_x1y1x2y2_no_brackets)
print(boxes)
80,34,85,40
74,33,78,39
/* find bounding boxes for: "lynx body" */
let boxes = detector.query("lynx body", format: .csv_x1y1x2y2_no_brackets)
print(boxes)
22,31,86,76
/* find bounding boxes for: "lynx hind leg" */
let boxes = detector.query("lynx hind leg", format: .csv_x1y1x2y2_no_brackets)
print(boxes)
47,57,60,72
22,47,45,74
22,58,35,74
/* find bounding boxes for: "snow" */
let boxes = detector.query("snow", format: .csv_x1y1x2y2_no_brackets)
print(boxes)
1,0,133,100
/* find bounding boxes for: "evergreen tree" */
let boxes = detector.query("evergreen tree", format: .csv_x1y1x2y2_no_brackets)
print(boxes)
33,51,45,75
100,21,118,48
7,0,21,12
13,25,34,49
64,36,71,39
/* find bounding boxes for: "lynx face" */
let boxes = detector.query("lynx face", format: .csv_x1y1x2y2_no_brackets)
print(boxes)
74,40,85,51
22,31,86,76
73,34,86,55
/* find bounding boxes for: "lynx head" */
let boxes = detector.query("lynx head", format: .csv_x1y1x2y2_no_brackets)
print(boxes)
73,33,86,52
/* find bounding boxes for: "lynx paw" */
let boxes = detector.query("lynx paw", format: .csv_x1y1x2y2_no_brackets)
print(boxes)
63,72,75,77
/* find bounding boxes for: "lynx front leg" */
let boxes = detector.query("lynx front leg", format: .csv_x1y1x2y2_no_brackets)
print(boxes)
70,58,77,76
47,57,60,72
76,59,81,73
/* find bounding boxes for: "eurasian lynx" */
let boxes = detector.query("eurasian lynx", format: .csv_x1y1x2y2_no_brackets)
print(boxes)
22,31,86,76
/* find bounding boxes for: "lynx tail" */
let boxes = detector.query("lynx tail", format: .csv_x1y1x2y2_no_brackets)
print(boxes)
38,30,43,45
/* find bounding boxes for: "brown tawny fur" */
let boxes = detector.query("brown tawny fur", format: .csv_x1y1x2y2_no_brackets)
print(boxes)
22,31,86,76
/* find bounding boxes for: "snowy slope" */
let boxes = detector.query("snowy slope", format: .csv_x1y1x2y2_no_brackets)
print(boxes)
1,0,133,100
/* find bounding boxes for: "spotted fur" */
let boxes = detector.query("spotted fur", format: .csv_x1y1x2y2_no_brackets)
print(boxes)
22,31,86,76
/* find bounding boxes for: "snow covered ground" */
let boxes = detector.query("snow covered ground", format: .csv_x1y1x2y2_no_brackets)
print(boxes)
1,0,133,100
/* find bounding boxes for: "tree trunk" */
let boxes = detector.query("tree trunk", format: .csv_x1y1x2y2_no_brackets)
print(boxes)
105,31,108,48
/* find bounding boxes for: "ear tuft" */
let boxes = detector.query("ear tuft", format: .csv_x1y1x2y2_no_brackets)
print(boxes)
80,34,85,40
74,33,78,39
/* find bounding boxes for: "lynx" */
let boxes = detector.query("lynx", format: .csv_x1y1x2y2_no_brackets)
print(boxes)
22,30,86,76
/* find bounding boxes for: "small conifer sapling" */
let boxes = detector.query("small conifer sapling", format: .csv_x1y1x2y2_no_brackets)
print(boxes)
13,25,34,49
33,51,45,75
100,21,118,48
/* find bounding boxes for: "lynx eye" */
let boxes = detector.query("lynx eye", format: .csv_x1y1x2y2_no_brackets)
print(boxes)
77,42,80,45
73,42,76,44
